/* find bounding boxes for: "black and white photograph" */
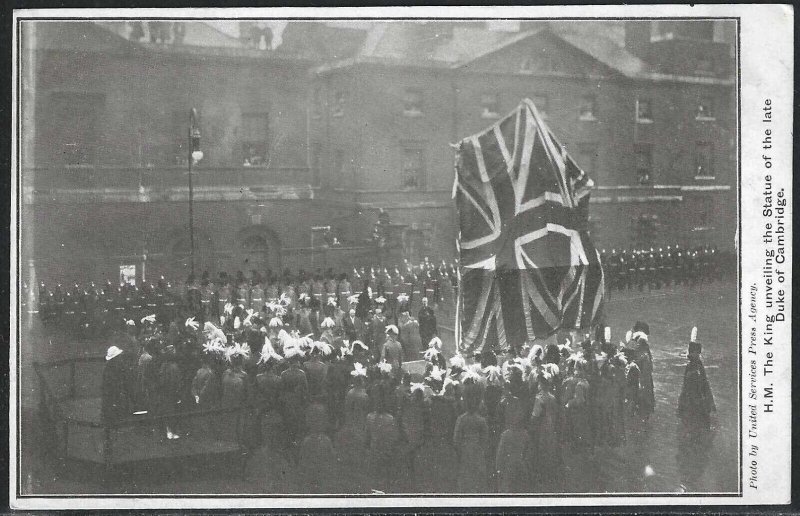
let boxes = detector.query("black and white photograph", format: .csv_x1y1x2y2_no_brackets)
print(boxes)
9,5,793,509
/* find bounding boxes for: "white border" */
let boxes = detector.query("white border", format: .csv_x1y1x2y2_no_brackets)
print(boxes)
10,4,794,509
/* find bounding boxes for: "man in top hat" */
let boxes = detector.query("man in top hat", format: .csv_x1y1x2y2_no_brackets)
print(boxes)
678,328,716,432
417,297,437,354
371,306,388,363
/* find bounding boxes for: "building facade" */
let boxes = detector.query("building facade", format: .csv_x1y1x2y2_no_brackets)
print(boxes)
312,21,737,261
20,19,737,286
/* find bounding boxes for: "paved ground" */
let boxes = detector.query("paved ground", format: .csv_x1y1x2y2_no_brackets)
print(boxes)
17,281,738,495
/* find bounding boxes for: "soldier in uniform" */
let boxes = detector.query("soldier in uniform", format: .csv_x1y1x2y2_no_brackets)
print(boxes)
710,245,720,282
185,274,202,320
113,284,127,329
83,282,100,338
311,274,324,305
410,271,424,316
217,275,232,323
52,283,66,331
324,273,337,304
424,270,437,307
265,276,279,306
94,281,112,336
234,274,250,310
337,273,352,311
199,274,214,323
677,328,716,491
249,275,265,318
438,264,455,316
142,282,159,326
164,278,180,322
370,305,388,363
673,246,685,286
606,249,619,292
63,284,80,336
686,248,699,286
647,248,659,290
38,281,52,327
616,249,628,290
126,283,142,323
152,277,166,323
282,276,298,308
632,249,645,291
74,283,89,336
296,271,310,302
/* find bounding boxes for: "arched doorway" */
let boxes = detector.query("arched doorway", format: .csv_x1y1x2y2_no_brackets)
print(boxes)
235,225,282,276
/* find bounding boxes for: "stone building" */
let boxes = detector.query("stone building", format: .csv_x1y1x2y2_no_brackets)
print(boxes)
312,20,737,260
19,19,736,285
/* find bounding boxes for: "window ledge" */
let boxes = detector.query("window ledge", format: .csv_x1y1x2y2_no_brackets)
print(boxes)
636,118,654,124
694,175,716,181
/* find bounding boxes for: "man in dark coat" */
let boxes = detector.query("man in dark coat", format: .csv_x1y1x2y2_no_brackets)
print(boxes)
342,308,364,343
677,329,716,491
280,353,310,462
417,297,437,350
678,333,716,431
101,346,135,423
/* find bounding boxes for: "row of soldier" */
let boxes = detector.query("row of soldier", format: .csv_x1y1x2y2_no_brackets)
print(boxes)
101,304,715,493
27,244,728,338
27,259,457,339
600,244,727,292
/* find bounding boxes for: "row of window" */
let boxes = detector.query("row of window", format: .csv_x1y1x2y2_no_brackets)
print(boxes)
49,102,273,168
45,93,717,178
315,88,718,122
321,140,716,191
634,141,716,185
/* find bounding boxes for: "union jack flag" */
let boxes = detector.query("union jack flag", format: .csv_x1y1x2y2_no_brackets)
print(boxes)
454,98,605,354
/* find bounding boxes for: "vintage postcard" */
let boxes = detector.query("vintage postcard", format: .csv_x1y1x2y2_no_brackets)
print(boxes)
9,4,793,509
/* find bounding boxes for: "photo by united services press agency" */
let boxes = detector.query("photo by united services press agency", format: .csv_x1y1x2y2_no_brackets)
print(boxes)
8,4,793,510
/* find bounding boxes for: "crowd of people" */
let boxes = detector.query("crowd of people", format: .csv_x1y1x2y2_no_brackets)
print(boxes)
98,285,717,493
27,249,722,492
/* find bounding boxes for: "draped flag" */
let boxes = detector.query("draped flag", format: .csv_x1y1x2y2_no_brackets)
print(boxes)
454,98,605,354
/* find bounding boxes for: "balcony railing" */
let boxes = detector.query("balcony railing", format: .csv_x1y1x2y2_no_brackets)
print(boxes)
23,166,313,192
